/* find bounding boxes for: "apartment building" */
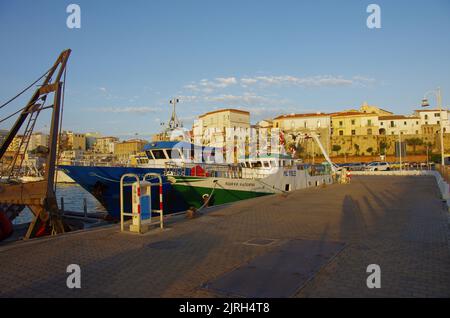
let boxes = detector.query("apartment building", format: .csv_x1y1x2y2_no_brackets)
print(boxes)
378,115,421,135
414,109,450,134
94,136,119,154
114,139,147,162
193,109,250,147
331,112,379,136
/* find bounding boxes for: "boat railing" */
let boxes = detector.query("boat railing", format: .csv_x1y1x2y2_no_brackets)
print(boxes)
165,162,281,179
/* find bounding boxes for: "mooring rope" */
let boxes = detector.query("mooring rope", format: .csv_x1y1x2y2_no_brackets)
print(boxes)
196,180,219,212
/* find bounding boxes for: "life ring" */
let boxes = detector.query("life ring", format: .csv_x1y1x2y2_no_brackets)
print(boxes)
0,211,13,241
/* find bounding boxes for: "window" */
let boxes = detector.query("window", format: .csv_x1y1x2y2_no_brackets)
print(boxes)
367,128,372,135
390,121,395,128
339,130,344,136
339,121,343,127
351,120,355,125
416,121,419,125
367,119,372,126
437,121,440,125
380,122,384,126
404,121,407,125
425,115,428,120
416,130,419,134
151,149,166,160
351,130,356,135
435,113,440,117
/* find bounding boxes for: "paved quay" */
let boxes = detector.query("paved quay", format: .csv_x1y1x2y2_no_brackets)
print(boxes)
1,175,449,298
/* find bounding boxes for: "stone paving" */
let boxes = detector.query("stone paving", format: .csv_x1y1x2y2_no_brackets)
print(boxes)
0,176,449,298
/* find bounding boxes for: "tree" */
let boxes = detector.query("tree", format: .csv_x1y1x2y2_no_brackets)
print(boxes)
354,143,360,156
379,140,388,155
405,137,423,155
331,144,341,156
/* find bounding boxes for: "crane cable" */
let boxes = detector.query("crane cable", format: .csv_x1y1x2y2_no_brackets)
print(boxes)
0,67,52,110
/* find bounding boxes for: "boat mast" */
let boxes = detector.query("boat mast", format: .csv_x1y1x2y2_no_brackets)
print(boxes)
168,98,182,130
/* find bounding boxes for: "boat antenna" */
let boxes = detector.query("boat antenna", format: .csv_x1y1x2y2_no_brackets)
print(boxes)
168,98,182,130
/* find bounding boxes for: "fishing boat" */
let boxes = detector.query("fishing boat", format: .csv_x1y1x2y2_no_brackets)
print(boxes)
59,141,218,217
61,141,335,218
166,154,334,209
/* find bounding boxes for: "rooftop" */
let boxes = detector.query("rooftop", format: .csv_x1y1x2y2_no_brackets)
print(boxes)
199,108,250,118
379,115,420,120
274,112,329,120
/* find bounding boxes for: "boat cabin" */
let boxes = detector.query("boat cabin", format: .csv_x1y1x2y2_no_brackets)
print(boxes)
132,141,218,167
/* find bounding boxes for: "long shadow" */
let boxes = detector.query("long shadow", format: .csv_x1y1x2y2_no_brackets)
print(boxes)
339,195,366,243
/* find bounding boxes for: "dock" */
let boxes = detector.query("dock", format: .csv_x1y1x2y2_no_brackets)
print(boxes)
1,175,450,297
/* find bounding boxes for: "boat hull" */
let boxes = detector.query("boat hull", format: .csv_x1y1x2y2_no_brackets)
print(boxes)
59,165,190,218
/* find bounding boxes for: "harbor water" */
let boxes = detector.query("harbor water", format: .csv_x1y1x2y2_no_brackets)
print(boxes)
13,184,106,225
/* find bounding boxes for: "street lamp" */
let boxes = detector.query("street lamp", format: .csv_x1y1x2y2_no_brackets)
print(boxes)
397,130,407,173
422,87,445,166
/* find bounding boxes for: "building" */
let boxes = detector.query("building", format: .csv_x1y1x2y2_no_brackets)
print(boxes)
359,102,393,116
114,139,147,162
193,109,250,148
378,115,421,135
6,135,24,152
331,111,379,136
85,132,102,150
63,131,86,151
28,132,49,151
273,113,331,154
273,113,330,132
94,136,119,154
0,129,8,146
414,109,450,134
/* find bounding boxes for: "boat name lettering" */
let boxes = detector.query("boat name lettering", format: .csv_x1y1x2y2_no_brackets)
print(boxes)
224,182,255,187
284,170,297,177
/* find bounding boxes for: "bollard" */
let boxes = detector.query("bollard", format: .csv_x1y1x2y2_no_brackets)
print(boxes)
83,198,87,218
60,197,65,214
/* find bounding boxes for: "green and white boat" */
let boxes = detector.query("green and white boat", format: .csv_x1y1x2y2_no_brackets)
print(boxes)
165,154,334,209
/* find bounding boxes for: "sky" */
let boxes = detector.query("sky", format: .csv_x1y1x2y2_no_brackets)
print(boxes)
0,0,450,139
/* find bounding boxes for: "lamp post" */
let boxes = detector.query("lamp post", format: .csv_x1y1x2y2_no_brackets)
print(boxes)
422,87,445,166
397,130,407,173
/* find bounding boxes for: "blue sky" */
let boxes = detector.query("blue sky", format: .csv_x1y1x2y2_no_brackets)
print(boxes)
1,0,449,139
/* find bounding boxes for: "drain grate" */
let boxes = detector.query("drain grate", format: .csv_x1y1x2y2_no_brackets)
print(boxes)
243,238,278,246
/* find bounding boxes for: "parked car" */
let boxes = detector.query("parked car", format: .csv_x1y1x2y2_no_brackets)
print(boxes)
349,162,366,171
364,161,390,171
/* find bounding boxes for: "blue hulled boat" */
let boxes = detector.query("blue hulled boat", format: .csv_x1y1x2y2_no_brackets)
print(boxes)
59,141,218,218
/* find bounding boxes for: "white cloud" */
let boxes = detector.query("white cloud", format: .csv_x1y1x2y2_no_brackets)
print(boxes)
184,74,376,94
184,77,238,93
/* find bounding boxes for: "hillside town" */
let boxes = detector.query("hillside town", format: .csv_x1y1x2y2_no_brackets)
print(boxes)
1,102,449,172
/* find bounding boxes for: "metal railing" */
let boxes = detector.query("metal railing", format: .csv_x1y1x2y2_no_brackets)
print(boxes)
436,164,450,184
164,161,332,179
120,173,164,234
